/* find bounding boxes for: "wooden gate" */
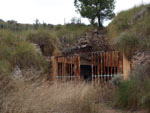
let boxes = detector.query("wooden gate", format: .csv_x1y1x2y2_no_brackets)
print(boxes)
56,55,80,81
91,51,123,84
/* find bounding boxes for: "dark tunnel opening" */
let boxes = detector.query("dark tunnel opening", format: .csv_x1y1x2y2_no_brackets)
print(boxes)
80,65,92,81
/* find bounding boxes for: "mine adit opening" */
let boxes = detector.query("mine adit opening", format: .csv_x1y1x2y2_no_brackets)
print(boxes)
80,65,92,81
55,51,123,82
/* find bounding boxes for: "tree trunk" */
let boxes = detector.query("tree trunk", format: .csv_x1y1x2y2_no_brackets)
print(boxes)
98,15,103,28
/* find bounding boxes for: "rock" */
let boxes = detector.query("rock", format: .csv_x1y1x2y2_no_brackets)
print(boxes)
130,5,150,24
13,66,23,79
110,74,123,86
131,51,150,70
61,29,114,60
32,43,42,55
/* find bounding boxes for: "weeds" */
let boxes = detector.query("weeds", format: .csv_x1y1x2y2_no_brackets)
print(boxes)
0,30,49,75
27,30,57,56
115,32,139,60
114,64,150,112
1,82,94,113
108,4,150,60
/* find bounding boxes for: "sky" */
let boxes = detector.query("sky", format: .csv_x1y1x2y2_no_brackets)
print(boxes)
0,0,149,26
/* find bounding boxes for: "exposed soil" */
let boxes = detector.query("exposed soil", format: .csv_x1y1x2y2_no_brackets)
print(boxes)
98,104,147,113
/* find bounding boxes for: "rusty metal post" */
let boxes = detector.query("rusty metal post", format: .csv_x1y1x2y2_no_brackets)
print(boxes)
64,57,66,81
94,53,97,82
78,56,80,80
101,53,103,84
97,52,100,83
73,56,77,79
91,53,94,83
117,52,120,73
104,52,106,84
70,57,73,81
110,52,113,76
113,51,116,75
106,52,109,87
68,57,70,80
63,57,65,82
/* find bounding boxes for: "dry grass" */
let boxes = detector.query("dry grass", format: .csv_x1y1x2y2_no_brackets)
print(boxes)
1,81,114,113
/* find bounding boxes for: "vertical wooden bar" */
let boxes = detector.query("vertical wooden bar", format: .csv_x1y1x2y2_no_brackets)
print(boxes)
104,52,106,74
76,56,78,80
114,51,116,74
56,57,58,80
72,56,74,81
77,56,78,78
73,56,75,80
71,56,72,81
97,52,100,82
70,57,72,80
116,51,118,74
78,56,79,80
61,57,63,81
79,56,80,80
68,57,70,80
104,52,106,84
64,57,66,81
101,53,103,84
117,52,120,73
105,52,107,85
99,53,101,84
115,52,118,74
106,52,109,75
67,57,69,81
95,53,97,82
61,58,62,77
122,52,123,75
107,52,109,87
91,53,94,83
74,56,77,81
111,52,113,75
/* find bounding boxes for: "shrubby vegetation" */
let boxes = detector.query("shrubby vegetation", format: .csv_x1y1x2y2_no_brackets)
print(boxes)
0,22,93,113
55,24,92,44
27,30,57,56
108,4,150,59
0,30,48,75
114,65,150,112
107,4,150,112
1,82,114,113
0,21,91,76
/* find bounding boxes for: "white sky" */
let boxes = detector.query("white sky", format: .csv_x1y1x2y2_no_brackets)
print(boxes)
0,0,149,26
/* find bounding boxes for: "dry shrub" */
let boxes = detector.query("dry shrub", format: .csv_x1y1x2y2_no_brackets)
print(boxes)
114,64,150,112
1,82,114,113
27,30,57,56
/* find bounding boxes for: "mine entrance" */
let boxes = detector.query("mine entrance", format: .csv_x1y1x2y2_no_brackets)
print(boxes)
55,51,123,83
80,65,92,81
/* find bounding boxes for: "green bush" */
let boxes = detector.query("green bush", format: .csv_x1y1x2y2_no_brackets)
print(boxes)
115,32,139,60
27,30,57,56
56,24,91,44
108,4,150,53
15,41,47,70
114,65,150,111
0,30,49,75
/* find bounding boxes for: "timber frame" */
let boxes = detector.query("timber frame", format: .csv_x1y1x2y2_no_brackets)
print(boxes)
91,51,123,84
54,51,124,83
55,55,80,81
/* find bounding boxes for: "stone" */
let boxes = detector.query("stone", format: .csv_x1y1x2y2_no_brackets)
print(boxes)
13,66,23,79
131,51,150,70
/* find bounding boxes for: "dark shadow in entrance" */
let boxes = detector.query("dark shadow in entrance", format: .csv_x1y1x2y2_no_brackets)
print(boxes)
80,65,92,81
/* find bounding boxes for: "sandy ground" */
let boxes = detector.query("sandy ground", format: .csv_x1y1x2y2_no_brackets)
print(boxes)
98,104,147,113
